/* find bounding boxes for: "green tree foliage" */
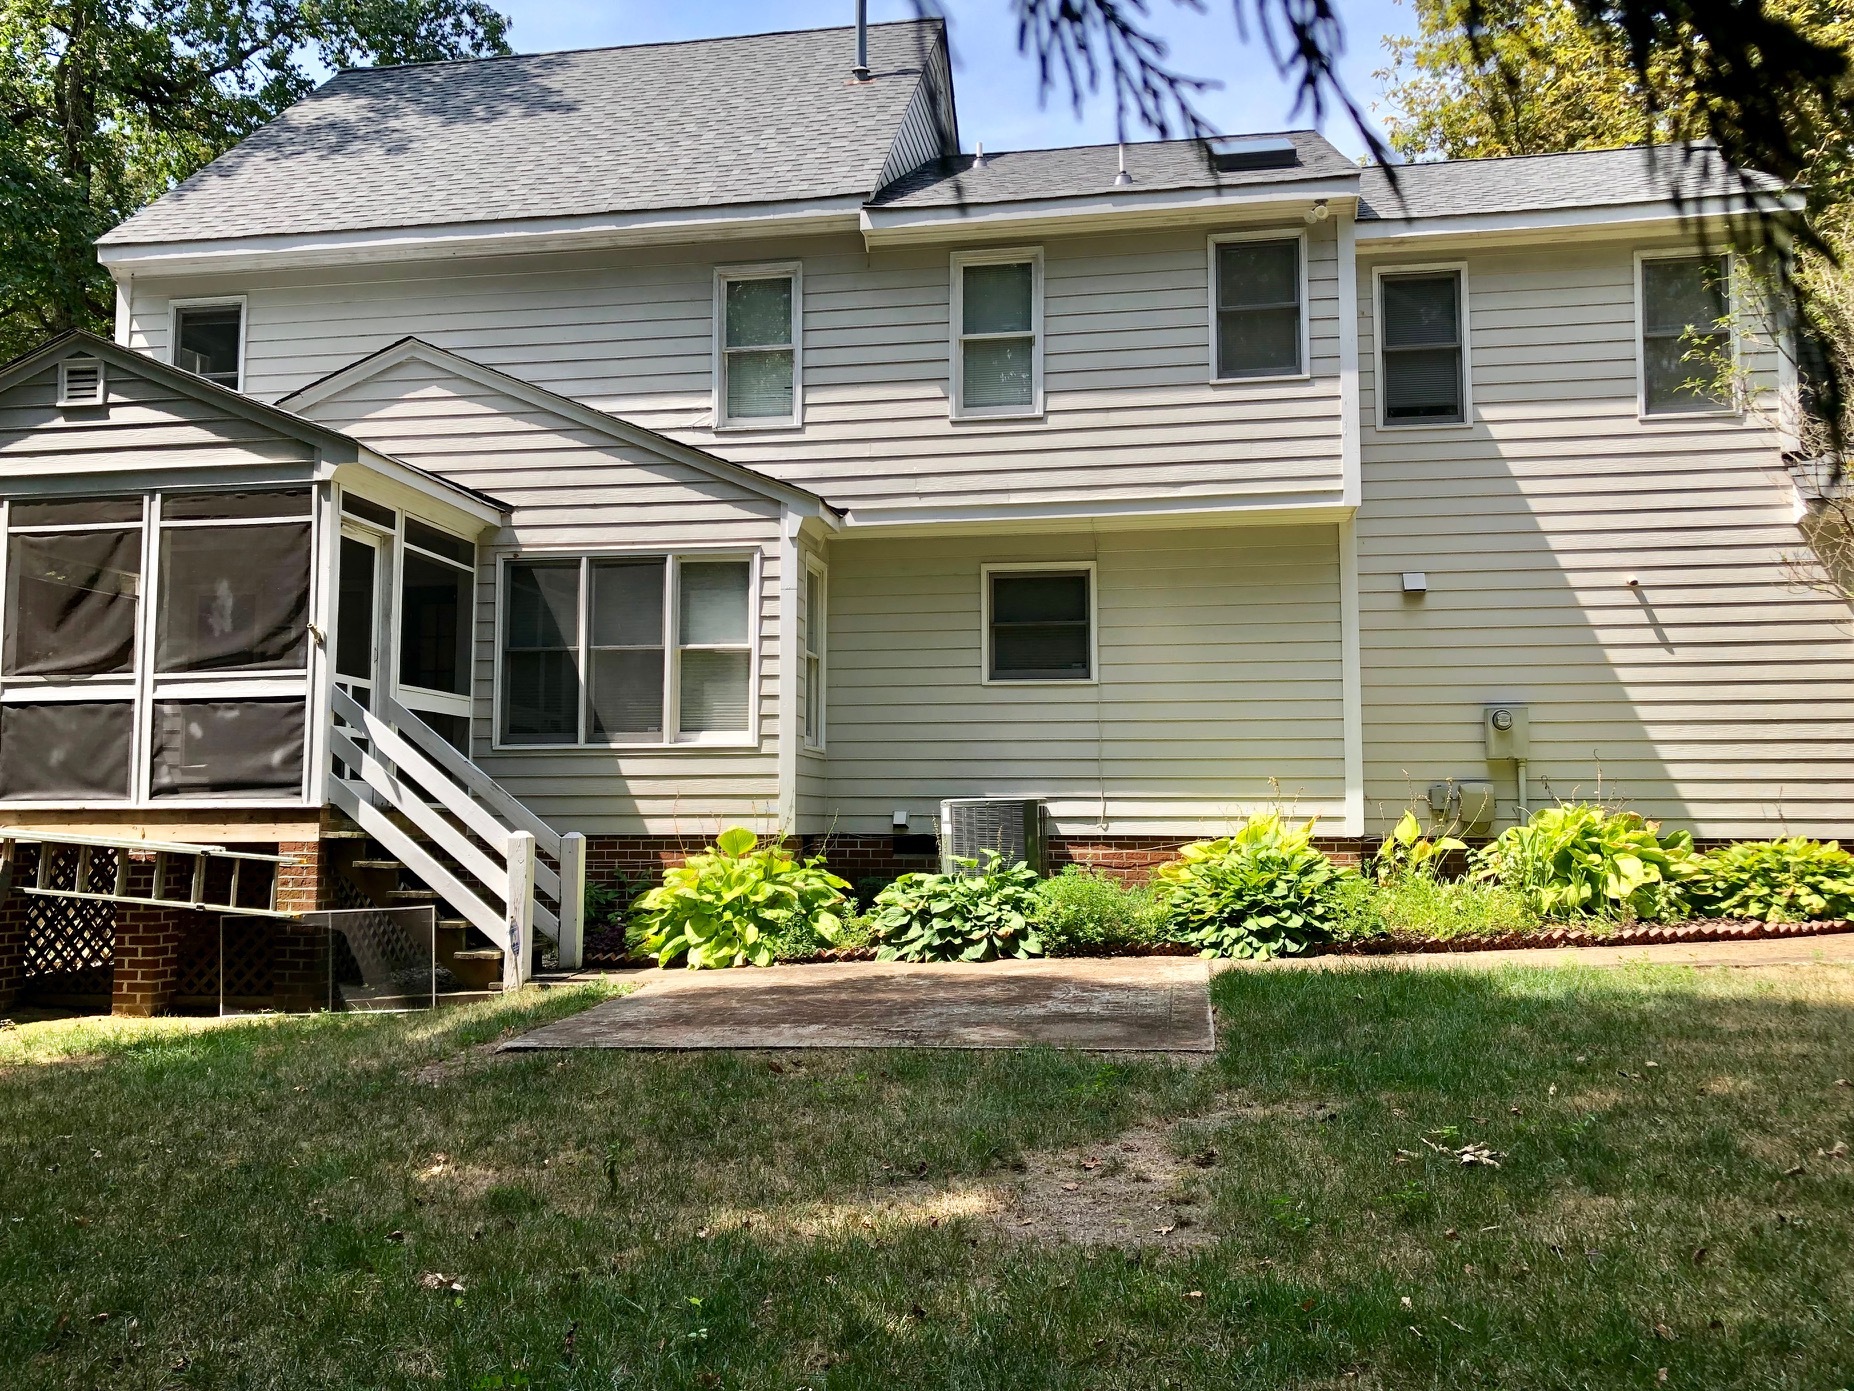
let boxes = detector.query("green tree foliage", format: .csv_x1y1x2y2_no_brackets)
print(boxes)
0,0,511,358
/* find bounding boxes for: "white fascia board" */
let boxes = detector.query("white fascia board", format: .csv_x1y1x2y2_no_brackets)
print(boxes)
836,489,1352,538
338,448,508,535
860,179,1362,247
1355,194,1802,249
97,197,867,276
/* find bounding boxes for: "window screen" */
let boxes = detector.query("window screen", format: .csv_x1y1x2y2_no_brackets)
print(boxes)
174,304,243,387
501,562,580,743
149,698,305,798
0,701,133,800
1380,271,1464,423
157,522,311,672
399,550,472,696
722,276,796,422
1642,255,1730,414
678,560,751,734
960,261,1037,411
4,529,141,677
1216,238,1302,378
990,571,1091,680
162,489,310,521
589,559,665,740
336,537,378,681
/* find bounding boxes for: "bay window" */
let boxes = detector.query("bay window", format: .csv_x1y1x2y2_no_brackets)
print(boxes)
499,553,756,747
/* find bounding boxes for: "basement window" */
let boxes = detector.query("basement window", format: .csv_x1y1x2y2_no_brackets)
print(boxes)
984,566,1094,683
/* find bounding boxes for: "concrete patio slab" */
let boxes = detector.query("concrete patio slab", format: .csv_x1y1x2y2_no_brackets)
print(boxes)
504,956,1215,1052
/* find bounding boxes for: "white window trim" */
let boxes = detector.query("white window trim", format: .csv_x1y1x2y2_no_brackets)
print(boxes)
1207,228,1311,384
0,488,316,810
802,556,827,751
950,246,1045,421
1371,262,1472,431
166,295,248,393
1634,247,1742,421
979,560,1099,687
491,545,763,752
712,261,803,431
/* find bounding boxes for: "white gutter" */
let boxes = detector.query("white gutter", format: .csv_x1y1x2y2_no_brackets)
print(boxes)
98,197,868,276
860,178,1363,246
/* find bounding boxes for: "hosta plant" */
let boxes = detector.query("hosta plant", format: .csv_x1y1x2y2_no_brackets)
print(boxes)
1153,813,1353,960
1685,838,1854,922
1373,810,1467,884
1473,803,1695,921
633,827,850,969
868,854,1045,963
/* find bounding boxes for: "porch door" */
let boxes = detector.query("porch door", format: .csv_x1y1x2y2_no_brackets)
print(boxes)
336,528,388,712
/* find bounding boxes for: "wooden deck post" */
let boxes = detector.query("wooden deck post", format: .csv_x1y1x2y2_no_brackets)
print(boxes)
505,831,535,991
556,832,586,971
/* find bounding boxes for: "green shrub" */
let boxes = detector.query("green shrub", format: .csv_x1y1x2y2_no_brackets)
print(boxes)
1473,803,1695,921
1372,810,1467,884
632,827,851,969
1686,838,1854,921
1372,876,1540,939
868,854,1045,963
1153,813,1353,960
1033,868,1170,956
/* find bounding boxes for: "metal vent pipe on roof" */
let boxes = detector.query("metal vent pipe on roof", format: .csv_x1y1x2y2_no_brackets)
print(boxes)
852,0,870,81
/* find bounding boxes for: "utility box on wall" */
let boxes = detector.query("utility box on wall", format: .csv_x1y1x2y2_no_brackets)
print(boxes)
1484,705,1530,762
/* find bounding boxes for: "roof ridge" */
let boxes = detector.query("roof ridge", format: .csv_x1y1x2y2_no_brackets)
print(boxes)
935,129,1320,160
331,15,943,78
1375,139,1722,171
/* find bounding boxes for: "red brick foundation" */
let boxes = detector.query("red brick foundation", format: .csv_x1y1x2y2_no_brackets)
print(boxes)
274,840,329,915
0,870,30,1013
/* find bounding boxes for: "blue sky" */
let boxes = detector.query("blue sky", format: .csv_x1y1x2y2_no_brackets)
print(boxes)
488,1,1415,158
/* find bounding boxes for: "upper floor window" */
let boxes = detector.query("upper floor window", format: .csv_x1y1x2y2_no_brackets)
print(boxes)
499,553,756,748
1640,253,1732,415
172,300,244,390
715,265,800,428
1378,268,1467,426
1212,233,1305,380
952,248,1043,418
984,565,1094,683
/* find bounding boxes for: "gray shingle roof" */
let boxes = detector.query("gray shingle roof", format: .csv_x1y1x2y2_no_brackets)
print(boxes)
1357,143,1782,221
867,129,1355,208
101,19,947,246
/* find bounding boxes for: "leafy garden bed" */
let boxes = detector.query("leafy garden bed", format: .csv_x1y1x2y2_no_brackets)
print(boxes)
581,808,1854,970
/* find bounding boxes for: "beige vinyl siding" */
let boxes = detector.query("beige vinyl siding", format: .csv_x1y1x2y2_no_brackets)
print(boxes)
1356,236,1854,838
0,360,315,479
875,57,952,190
125,220,1346,514
818,524,1345,836
297,354,785,835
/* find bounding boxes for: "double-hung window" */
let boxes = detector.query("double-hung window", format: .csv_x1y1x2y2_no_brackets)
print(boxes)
715,265,800,427
984,566,1094,683
171,300,245,390
801,562,825,748
1640,254,1732,415
953,249,1042,417
1378,268,1467,425
1212,233,1306,379
499,554,756,747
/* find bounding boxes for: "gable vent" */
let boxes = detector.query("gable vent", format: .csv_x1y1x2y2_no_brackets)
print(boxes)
1208,135,1300,173
57,356,106,408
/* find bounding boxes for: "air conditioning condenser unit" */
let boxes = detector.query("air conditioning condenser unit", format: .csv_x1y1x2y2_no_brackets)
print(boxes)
939,798,1046,875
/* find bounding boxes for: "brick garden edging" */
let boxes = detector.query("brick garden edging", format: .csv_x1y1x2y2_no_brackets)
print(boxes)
1332,917,1854,955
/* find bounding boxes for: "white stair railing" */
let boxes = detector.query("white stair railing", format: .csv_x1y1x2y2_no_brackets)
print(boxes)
327,687,586,987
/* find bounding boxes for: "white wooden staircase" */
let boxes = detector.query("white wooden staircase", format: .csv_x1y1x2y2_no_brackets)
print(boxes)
326,687,584,990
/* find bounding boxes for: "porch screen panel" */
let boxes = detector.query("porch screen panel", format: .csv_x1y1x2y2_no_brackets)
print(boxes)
678,560,751,734
399,550,472,695
4,529,141,676
156,521,312,671
589,559,665,740
149,698,306,798
502,562,580,743
0,702,133,800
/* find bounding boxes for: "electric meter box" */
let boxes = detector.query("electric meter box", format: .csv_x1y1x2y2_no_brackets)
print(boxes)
1484,704,1530,761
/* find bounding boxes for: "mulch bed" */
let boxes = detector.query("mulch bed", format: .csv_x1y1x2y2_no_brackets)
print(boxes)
575,919,1854,970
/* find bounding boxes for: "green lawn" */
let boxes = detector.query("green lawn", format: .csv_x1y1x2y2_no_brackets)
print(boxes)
2,962,1851,1389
